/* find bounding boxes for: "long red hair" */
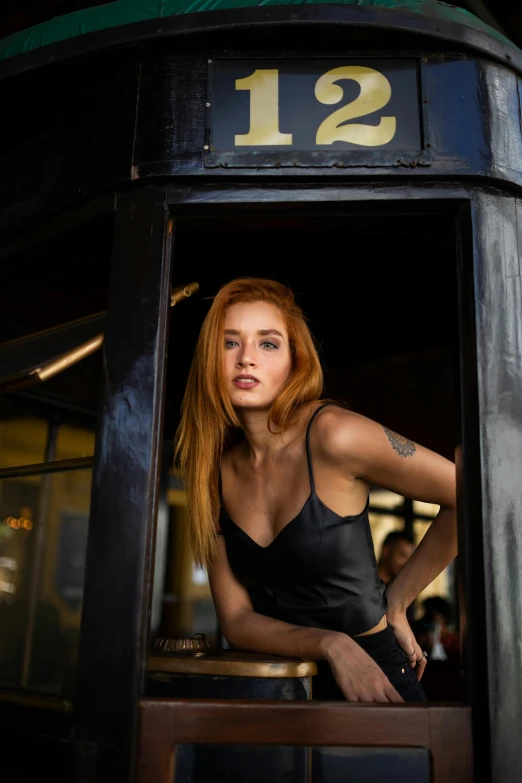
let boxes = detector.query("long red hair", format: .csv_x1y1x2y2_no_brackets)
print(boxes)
174,278,324,566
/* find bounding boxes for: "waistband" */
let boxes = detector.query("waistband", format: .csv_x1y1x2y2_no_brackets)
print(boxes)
353,624,396,655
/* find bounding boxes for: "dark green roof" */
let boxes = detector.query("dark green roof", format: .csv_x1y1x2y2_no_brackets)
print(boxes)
0,0,516,62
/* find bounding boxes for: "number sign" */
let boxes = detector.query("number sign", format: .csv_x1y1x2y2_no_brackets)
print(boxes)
209,59,422,153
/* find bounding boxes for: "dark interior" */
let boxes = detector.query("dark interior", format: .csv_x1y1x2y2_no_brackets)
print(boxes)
0,213,113,419
0,203,458,454
168,205,458,459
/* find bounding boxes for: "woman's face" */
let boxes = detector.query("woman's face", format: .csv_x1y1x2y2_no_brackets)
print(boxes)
223,301,292,411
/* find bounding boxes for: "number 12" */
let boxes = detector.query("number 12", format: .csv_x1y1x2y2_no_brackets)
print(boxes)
234,66,397,148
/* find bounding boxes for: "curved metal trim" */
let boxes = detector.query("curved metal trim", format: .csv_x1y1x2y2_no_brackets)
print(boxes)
460,0,508,37
1,5,521,81
147,653,318,677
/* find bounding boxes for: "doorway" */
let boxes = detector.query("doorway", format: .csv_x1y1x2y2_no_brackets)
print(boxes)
158,201,461,702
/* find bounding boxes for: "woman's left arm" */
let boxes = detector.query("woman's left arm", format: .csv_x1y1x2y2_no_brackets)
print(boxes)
319,409,457,678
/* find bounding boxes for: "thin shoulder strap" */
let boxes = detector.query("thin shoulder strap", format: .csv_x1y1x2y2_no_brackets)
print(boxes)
305,403,335,493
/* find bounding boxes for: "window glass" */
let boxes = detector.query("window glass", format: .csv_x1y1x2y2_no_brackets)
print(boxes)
369,488,453,620
368,487,405,557
369,488,404,510
161,479,218,646
55,424,95,461
0,417,48,469
171,744,430,783
0,469,91,695
413,500,440,517
0,212,112,698
0,475,42,687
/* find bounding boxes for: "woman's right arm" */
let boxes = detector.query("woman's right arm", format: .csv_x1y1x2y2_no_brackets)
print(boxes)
208,536,403,703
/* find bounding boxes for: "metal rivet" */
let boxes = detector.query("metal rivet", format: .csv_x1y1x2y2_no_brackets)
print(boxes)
423,58,428,63
208,59,212,63
206,102,211,107
204,145,209,150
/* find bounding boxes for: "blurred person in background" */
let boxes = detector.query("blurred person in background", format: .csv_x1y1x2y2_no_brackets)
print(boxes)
378,531,416,625
377,531,415,586
414,595,459,662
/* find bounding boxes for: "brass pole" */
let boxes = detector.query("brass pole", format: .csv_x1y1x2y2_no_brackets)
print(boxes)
37,333,104,382
0,283,199,393
170,282,199,307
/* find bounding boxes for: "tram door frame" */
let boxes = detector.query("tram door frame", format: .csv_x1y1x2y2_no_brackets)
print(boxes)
165,182,485,707
75,183,510,782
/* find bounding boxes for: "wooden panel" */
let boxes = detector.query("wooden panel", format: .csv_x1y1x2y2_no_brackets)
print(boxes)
136,699,472,783
72,189,172,783
429,707,473,782
468,190,522,779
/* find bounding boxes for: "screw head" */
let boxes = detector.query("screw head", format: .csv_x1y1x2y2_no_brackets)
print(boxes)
206,102,211,107
204,145,209,150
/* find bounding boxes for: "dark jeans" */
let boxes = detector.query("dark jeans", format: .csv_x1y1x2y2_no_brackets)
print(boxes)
313,625,427,703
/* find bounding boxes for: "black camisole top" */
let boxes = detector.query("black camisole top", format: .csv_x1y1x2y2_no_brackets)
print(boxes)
219,403,387,637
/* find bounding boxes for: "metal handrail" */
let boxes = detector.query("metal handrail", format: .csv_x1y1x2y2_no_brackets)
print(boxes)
0,457,94,481
0,283,198,393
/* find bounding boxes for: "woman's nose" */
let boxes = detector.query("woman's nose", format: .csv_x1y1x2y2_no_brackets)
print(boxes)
237,346,256,367
237,356,255,367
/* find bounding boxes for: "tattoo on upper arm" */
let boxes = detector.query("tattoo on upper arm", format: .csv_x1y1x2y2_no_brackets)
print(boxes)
383,427,416,458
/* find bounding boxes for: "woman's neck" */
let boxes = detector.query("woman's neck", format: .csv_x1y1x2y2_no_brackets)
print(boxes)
237,408,297,462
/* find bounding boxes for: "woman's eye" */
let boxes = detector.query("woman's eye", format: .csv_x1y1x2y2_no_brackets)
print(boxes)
224,340,239,349
260,341,278,350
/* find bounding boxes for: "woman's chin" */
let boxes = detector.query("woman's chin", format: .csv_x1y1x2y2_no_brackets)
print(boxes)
232,394,273,412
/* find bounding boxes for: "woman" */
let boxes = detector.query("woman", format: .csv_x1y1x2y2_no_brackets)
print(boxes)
175,277,457,703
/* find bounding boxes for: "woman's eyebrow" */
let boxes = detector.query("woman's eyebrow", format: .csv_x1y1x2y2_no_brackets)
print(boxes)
223,328,284,338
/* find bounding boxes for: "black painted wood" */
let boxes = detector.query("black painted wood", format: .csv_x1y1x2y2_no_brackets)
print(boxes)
0,55,138,237
133,54,522,183
0,192,115,259
466,189,522,781
0,702,75,783
165,182,471,205
134,55,207,174
72,186,172,783
0,5,521,80
2,46,522,240
455,200,491,778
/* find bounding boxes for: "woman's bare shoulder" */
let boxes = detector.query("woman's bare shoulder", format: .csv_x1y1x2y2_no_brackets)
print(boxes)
311,405,378,463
